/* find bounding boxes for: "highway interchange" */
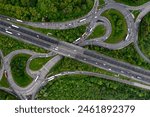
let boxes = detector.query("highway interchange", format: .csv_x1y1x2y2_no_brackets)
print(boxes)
0,0,150,100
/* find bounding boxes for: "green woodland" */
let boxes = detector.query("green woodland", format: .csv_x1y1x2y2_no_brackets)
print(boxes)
139,12,150,59
36,75,150,100
102,9,127,43
30,57,52,71
0,0,93,21
10,54,33,87
0,90,17,100
115,0,150,6
88,25,106,39
0,0,150,99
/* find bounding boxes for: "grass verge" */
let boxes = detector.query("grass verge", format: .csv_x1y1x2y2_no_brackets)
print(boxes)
30,57,52,71
0,90,17,100
88,25,106,39
102,9,127,43
10,54,33,87
138,12,150,59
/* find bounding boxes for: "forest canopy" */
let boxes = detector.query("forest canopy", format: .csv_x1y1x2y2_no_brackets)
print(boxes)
0,0,93,21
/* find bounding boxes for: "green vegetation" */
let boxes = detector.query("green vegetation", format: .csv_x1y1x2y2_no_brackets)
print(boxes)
26,25,86,43
0,34,48,56
132,10,140,20
30,57,52,71
0,0,94,22
1,0,150,100
0,24,86,92
1,19,150,99
48,56,139,82
88,25,106,39
99,0,105,5
49,57,120,77
102,9,127,43
0,76,9,88
138,12,150,59
0,90,17,100
2,25,150,99
0,57,1,68
115,0,149,6
10,54,33,87
36,75,150,100
98,0,105,9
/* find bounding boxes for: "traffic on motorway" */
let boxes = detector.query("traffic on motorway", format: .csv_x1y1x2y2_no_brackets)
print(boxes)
0,0,150,100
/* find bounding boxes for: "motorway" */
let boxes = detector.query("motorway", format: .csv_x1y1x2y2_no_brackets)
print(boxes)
1,18,150,99
0,0,150,99
0,0,135,50
1,20,150,83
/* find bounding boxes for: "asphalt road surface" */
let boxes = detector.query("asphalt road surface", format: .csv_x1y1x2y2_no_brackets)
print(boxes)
0,0,150,100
